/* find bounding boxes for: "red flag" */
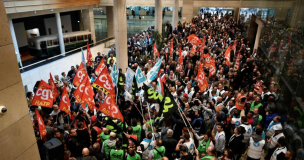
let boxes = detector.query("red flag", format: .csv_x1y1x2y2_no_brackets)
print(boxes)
178,47,183,65
87,42,93,67
49,73,59,102
73,62,88,87
154,44,160,57
99,90,124,122
73,77,87,104
191,45,196,57
170,39,174,56
82,77,95,111
204,54,212,68
234,52,241,70
31,80,53,108
187,34,202,45
35,110,47,139
197,63,208,92
95,58,106,76
209,56,216,78
231,42,237,51
160,75,166,96
59,86,71,114
200,38,206,53
92,66,114,95
224,46,231,66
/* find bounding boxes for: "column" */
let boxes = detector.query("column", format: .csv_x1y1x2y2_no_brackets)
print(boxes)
106,6,115,37
8,18,22,68
155,0,163,34
193,7,198,17
172,0,179,29
113,0,128,72
55,12,65,56
289,0,304,27
181,0,194,23
0,1,40,159
82,7,96,43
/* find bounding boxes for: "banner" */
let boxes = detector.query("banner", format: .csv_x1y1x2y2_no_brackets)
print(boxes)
81,48,86,70
143,83,163,103
231,42,237,51
197,63,208,92
92,66,114,95
154,44,160,57
125,67,135,93
224,46,231,66
146,58,163,83
187,34,202,45
95,58,106,76
204,54,212,68
158,83,178,118
131,75,138,98
73,62,88,87
31,80,53,108
135,66,147,87
86,42,93,67
170,39,174,56
73,77,87,103
178,47,183,65
111,63,119,87
124,90,133,102
200,38,206,54
99,90,124,122
82,77,95,110
49,73,59,102
59,86,71,114
234,51,241,70
36,110,47,139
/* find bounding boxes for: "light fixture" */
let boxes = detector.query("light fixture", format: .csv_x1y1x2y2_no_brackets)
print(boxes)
77,21,80,23
50,9,54,12
34,11,37,14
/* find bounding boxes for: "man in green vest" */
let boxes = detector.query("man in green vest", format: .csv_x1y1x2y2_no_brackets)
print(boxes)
293,106,303,128
100,128,110,145
144,113,155,133
127,148,141,160
109,140,125,160
148,139,165,160
102,132,117,158
250,96,263,111
196,132,214,158
131,118,142,142
195,146,216,160
118,68,125,96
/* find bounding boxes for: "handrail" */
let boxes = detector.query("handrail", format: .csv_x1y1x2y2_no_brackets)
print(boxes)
19,36,115,70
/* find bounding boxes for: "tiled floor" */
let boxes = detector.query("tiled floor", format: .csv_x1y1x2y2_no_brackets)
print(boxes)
94,15,181,41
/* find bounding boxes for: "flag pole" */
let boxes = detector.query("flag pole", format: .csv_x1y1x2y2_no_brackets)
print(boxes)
146,102,155,141
177,107,196,149
133,103,145,119
139,97,144,120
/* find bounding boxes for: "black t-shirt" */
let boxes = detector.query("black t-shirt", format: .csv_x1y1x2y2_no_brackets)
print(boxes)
181,154,194,160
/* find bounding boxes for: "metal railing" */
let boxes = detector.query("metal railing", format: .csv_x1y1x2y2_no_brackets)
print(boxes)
19,36,114,72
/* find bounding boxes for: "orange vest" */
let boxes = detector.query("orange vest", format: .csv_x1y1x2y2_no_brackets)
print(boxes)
236,95,246,110
90,126,102,144
128,135,137,150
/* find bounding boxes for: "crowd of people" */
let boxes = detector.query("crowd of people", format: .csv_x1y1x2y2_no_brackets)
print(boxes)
26,10,304,160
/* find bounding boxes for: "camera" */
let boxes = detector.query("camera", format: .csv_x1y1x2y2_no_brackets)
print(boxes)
0,106,7,114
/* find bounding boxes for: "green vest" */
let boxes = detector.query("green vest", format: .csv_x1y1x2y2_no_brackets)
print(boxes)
201,155,215,160
119,76,124,85
250,101,262,111
101,132,110,144
197,139,210,158
145,120,154,132
132,125,142,141
127,152,141,160
153,146,165,160
104,140,116,158
110,149,124,160
294,107,303,127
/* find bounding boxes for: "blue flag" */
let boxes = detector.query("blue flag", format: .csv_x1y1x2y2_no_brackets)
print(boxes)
111,64,119,87
126,67,135,93
146,58,162,83
81,48,86,70
135,66,147,87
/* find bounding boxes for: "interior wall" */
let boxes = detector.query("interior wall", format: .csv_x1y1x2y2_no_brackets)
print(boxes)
14,22,27,48
0,1,40,160
44,15,73,35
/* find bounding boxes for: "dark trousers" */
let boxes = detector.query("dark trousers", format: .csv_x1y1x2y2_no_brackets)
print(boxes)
247,156,261,160
265,147,275,160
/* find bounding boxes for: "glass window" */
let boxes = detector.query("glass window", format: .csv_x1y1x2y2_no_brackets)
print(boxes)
77,35,83,41
70,36,77,43
88,34,91,39
29,41,36,48
40,41,47,48
84,35,88,40
64,38,69,44
47,40,52,46
53,39,59,45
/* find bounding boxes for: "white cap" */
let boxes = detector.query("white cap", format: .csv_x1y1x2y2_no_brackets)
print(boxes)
274,124,283,131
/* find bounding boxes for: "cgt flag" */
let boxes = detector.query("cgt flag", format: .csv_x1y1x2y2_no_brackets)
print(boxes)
143,83,163,103
86,42,93,67
170,39,174,56
197,63,208,92
158,83,178,118
92,66,114,95
234,51,241,70
82,77,95,111
187,34,202,45
49,73,59,102
99,90,124,122
36,110,47,139
31,80,53,108
154,44,160,57
178,47,184,65
209,56,216,78
59,86,71,114
95,57,106,76
73,62,88,87
224,46,231,66
73,76,87,104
